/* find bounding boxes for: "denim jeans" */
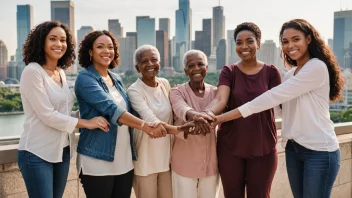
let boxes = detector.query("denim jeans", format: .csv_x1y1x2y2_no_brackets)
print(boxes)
285,140,340,198
18,146,70,198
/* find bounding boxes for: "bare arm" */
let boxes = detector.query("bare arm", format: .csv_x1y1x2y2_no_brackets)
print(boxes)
117,111,166,138
205,85,231,115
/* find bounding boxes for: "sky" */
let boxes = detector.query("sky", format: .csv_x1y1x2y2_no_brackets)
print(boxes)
0,0,350,58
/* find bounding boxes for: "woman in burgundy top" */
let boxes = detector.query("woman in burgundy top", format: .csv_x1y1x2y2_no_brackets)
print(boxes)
203,22,282,198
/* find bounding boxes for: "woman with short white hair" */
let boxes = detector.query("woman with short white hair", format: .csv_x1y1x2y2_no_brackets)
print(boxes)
127,45,191,198
169,49,220,198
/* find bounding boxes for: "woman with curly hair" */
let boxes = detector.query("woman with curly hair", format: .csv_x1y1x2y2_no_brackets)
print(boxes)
211,19,344,198
18,21,109,198
75,31,192,198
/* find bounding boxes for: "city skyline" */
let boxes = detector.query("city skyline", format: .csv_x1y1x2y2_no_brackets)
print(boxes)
0,0,348,58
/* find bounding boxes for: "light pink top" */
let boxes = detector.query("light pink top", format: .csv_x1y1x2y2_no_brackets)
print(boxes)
170,82,218,178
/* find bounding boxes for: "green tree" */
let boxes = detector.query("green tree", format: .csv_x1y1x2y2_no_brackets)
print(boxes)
0,100,17,112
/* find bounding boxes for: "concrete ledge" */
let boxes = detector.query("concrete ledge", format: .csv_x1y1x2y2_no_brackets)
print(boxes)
0,145,18,165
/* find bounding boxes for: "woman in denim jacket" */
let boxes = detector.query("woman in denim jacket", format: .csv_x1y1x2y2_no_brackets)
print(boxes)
75,30,192,198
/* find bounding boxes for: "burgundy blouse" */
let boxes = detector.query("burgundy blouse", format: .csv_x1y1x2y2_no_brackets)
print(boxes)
217,64,282,158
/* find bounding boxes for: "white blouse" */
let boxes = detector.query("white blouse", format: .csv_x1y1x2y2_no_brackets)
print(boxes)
238,58,339,152
19,62,78,163
127,78,173,176
77,86,134,176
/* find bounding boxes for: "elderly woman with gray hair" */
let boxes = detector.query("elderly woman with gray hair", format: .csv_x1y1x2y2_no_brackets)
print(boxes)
169,49,219,198
127,45,192,198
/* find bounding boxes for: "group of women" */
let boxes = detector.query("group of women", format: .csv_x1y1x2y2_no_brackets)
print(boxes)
17,18,343,198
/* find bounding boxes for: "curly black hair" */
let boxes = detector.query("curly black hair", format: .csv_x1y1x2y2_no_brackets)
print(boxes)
78,30,120,69
23,21,75,69
279,19,344,102
233,22,262,43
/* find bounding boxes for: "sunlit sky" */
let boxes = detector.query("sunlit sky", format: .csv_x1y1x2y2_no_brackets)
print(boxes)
0,0,350,58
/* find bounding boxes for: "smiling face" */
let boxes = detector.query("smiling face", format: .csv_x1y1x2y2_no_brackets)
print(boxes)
135,49,160,80
44,27,67,62
281,28,311,64
235,30,260,61
89,35,114,68
184,54,208,83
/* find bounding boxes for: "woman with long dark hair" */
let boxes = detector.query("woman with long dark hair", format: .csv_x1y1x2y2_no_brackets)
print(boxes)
209,19,344,198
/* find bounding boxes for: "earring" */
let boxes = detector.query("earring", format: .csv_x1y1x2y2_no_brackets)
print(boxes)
90,56,92,61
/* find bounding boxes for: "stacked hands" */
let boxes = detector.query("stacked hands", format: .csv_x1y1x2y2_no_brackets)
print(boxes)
85,110,221,139
183,109,219,139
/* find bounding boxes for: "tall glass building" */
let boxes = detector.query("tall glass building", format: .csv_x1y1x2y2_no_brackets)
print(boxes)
333,10,352,69
213,6,225,49
51,0,75,35
175,0,192,51
16,4,33,80
136,16,155,47
108,19,123,39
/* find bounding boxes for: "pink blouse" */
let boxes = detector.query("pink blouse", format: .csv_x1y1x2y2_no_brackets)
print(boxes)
170,82,218,178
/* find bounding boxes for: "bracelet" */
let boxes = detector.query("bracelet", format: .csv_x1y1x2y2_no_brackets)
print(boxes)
141,121,146,129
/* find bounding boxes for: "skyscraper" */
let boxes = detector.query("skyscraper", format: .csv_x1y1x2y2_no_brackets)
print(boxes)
168,39,173,68
136,16,155,47
108,19,123,38
126,32,137,49
216,39,227,70
156,30,169,68
257,40,278,66
115,37,136,73
194,31,204,52
333,10,352,69
0,40,8,81
16,4,33,80
202,19,212,57
227,30,240,64
213,6,225,49
175,0,192,51
77,26,93,46
0,40,8,66
159,18,170,40
51,0,75,34
8,56,17,80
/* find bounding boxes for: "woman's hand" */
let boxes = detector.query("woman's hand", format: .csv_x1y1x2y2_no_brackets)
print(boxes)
142,121,167,138
86,116,110,132
210,115,223,128
192,114,213,135
158,122,194,135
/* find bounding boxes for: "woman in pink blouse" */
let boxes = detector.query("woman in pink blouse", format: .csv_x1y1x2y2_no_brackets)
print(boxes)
170,50,219,198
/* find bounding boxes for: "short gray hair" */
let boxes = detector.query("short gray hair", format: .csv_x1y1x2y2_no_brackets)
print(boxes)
183,50,208,68
133,45,160,66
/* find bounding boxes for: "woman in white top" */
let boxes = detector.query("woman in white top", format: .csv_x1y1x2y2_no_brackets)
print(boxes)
127,45,186,198
18,21,109,198
206,19,344,198
75,32,191,198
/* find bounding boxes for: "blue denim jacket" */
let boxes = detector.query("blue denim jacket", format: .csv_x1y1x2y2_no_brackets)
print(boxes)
75,65,137,162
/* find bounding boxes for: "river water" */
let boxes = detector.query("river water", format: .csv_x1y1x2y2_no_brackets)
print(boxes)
0,114,25,137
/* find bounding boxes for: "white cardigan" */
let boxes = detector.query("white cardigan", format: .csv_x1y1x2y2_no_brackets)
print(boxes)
239,58,339,152
127,78,173,176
